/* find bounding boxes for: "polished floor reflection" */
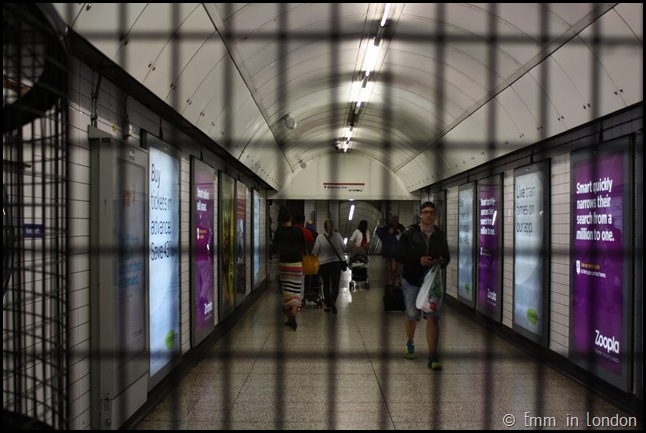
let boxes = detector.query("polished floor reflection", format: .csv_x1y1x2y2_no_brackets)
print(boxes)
134,257,636,430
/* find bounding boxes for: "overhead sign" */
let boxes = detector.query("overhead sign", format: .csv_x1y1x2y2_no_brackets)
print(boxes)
323,182,365,192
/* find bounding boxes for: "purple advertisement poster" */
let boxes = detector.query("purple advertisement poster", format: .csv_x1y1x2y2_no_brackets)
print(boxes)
477,175,502,322
571,151,625,379
193,160,215,341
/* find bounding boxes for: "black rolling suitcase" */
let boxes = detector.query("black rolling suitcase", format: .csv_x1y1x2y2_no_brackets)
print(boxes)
383,284,404,312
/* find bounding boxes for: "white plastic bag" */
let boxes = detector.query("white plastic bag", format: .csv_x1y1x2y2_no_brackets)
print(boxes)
416,265,443,313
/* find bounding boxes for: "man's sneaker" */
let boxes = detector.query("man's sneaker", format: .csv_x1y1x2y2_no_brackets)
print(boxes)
427,357,442,370
404,342,415,359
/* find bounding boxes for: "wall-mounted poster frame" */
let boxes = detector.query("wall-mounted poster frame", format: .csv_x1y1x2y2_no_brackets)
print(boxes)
235,180,247,306
252,190,261,290
458,182,476,307
512,161,550,345
476,174,503,322
633,131,643,401
245,187,252,295
569,139,632,392
88,126,149,428
191,158,216,346
218,171,236,319
427,190,448,295
146,133,181,388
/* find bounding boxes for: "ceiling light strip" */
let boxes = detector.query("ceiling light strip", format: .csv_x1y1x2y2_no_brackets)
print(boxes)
363,38,380,77
380,3,391,27
340,3,390,151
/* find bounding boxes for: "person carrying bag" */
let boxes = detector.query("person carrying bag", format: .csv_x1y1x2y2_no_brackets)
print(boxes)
311,219,347,314
395,201,450,370
302,249,319,276
324,235,348,272
416,264,443,312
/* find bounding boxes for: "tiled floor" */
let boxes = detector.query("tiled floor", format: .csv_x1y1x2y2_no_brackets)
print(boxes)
134,258,637,430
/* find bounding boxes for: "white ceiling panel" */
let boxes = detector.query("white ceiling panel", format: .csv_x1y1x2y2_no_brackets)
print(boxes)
174,35,229,116
54,3,148,59
495,87,538,142
52,3,641,197
120,5,202,81
141,8,215,102
550,37,622,121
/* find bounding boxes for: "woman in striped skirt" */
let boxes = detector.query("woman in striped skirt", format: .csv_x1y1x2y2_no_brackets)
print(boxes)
271,206,306,330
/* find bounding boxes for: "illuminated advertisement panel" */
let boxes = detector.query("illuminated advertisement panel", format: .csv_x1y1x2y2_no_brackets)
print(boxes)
235,180,247,305
148,145,180,380
219,171,236,318
458,182,476,307
570,146,631,391
513,162,549,344
192,158,215,345
477,174,502,322
253,191,261,289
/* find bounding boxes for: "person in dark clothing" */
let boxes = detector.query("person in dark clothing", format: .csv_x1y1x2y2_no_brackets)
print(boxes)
395,201,450,369
305,219,318,239
376,222,399,285
388,215,406,285
293,214,315,309
272,206,306,330
294,214,315,251
389,214,406,235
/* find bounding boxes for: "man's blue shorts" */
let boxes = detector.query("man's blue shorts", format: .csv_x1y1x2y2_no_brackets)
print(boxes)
401,279,441,321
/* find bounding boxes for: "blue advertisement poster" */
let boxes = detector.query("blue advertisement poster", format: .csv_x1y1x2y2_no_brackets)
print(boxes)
477,175,502,322
570,148,629,390
458,183,475,307
192,159,215,343
513,163,548,344
148,145,180,379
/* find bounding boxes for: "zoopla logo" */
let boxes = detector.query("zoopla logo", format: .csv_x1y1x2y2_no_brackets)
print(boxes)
595,329,620,354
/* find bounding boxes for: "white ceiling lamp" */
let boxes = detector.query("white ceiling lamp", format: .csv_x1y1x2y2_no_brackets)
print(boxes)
354,80,376,114
340,3,390,150
342,140,350,152
345,124,354,141
362,38,381,77
283,114,297,130
362,3,390,77
380,3,391,27
342,124,354,152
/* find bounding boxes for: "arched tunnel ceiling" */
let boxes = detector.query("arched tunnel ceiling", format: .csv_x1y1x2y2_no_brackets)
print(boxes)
53,3,642,197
